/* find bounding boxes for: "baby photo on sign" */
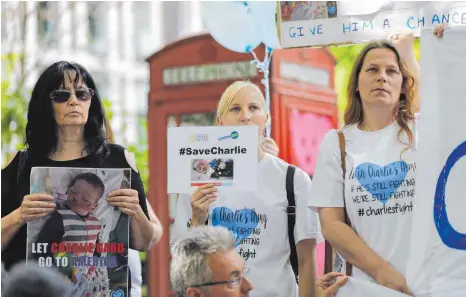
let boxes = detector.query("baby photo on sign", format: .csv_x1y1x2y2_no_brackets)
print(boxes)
191,159,234,181
26,167,131,297
281,1,338,22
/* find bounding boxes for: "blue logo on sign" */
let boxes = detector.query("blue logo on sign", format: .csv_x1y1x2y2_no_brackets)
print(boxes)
218,131,239,141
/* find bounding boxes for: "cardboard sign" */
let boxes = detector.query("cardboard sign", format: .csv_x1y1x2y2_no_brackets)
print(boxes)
276,1,466,48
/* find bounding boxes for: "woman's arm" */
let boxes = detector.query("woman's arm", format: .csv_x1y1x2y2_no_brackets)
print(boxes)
146,199,163,246
391,32,420,113
319,207,412,295
1,209,25,250
297,238,317,297
128,205,156,251
319,207,385,277
293,168,320,297
2,195,56,251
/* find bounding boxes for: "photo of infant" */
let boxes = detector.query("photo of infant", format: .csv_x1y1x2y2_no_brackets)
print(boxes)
27,167,130,297
281,1,338,22
191,159,234,181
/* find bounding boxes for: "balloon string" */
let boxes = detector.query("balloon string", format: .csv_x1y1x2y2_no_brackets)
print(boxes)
250,47,273,137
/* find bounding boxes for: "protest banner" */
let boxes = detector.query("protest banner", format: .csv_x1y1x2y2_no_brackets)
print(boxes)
277,1,466,48
406,25,466,297
27,167,130,297
167,126,259,194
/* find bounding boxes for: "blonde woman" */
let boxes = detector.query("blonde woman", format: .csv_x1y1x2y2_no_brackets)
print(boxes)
172,81,347,297
309,27,446,295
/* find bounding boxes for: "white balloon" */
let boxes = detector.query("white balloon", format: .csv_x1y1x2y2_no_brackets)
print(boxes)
248,1,281,49
202,1,261,53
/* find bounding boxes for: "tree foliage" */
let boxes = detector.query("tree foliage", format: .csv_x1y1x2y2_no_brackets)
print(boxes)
1,53,29,166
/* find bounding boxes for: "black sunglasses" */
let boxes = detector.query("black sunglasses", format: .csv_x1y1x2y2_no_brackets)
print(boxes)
49,88,94,103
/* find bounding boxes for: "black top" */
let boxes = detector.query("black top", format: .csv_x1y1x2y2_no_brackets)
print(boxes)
1,144,149,270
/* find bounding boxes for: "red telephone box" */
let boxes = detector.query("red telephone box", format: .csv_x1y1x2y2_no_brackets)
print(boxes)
271,48,338,177
146,33,337,297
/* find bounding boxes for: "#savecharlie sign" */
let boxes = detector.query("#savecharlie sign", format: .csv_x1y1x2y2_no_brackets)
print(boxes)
277,1,466,48
406,26,466,297
167,126,258,194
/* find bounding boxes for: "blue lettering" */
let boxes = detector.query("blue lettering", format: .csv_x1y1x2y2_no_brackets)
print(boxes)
342,22,351,34
352,22,359,32
407,16,415,29
363,20,373,31
418,16,425,27
297,27,304,36
432,14,441,25
434,140,466,250
383,18,390,29
309,24,324,35
442,14,450,24
289,27,305,38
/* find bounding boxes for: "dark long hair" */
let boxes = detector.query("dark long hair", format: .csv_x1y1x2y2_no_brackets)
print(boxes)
344,40,416,148
25,61,108,159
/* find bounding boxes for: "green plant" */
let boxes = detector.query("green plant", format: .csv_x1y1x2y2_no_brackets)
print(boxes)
1,53,29,166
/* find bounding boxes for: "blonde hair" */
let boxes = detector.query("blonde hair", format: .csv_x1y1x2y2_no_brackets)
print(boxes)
217,81,264,118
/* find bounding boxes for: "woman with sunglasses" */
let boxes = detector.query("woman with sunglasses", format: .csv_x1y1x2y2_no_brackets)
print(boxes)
1,61,162,290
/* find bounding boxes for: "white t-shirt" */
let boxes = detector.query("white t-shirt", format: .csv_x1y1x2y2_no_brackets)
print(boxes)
172,154,321,297
128,249,142,297
309,120,418,283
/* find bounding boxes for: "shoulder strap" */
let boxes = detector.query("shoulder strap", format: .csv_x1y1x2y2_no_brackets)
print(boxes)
324,130,353,276
286,165,299,283
337,130,353,276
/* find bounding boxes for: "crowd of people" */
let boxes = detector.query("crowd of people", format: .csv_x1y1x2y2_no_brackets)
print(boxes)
1,25,448,297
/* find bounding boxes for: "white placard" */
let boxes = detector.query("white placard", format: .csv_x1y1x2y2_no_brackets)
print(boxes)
167,126,259,194
406,26,466,297
277,1,466,48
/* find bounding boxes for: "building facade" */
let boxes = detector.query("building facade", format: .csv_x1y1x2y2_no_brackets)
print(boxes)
1,1,204,150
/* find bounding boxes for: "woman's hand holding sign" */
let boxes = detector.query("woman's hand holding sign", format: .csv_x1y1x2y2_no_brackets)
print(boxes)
190,184,218,226
19,194,56,223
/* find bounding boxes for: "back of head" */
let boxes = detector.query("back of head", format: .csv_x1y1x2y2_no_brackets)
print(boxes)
2,261,69,297
170,226,236,297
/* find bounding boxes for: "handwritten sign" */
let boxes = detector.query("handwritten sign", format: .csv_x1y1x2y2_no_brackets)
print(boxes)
277,1,466,48
406,26,466,296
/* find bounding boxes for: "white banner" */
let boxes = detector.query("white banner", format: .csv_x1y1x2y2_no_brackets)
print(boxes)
167,126,259,194
406,26,466,297
277,1,466,48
